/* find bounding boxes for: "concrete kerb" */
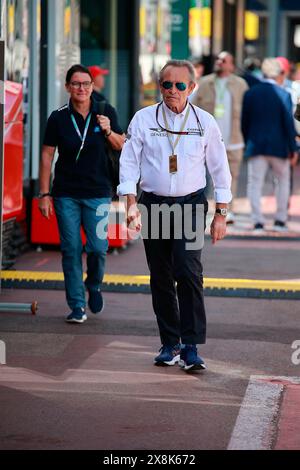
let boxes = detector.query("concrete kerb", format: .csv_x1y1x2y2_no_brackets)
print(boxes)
1,271,300,299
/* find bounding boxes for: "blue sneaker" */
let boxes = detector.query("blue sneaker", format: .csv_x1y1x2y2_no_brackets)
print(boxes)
154,344,181,366
65,307,87,323
179,344,206,371
87,288,104,314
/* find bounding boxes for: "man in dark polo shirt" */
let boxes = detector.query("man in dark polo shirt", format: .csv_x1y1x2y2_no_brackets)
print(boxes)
39,64,125,323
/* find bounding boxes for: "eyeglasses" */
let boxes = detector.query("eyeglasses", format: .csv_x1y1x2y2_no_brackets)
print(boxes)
70,81,92,89
161,81,188,91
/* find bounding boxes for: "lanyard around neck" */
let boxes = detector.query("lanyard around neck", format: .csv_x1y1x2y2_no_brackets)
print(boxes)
70,113,92,162
162,104,190,155
156,101,204,137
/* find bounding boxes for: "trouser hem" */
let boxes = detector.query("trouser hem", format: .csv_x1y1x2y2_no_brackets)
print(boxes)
181,336,206,345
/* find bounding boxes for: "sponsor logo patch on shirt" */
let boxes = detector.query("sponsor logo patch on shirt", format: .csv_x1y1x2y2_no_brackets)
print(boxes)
149,127,167,137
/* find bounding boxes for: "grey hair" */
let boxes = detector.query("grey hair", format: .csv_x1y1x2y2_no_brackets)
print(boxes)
261,58,282,79
159,60,196,83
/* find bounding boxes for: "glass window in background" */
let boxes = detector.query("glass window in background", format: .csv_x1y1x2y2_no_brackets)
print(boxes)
139,0,171,108
55,0,80,108
80,0,111,101
4,0,30,179
244,0,268,63
5,0,29,83
139,0,213,109
189,0,211,59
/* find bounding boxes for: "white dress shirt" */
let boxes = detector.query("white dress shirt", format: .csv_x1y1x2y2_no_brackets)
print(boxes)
117,101,232,202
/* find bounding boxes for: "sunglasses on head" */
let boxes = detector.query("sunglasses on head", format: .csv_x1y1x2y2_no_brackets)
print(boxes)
161,81,188,91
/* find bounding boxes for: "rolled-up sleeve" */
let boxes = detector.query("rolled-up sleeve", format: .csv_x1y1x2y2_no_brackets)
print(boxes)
117,113,143,196
205,116,232,203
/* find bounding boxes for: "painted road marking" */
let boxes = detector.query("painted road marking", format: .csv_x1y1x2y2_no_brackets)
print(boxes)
228,376,300,450
1,271,300,292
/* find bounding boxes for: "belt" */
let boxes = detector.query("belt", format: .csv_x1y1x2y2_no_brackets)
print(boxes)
143,188,204,203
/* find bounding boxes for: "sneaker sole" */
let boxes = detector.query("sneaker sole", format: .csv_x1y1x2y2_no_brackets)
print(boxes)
154,354,180,366
91,299,105,315
179,360,206,371
65,314,87,324
273,227,288,233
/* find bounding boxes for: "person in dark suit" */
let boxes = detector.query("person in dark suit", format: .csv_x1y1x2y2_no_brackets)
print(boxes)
242,58,298,232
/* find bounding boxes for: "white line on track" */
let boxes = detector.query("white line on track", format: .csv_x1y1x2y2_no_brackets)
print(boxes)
228,375,300,450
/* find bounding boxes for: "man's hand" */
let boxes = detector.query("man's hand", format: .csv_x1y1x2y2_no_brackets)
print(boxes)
210,214,227,244
126,195,141,232
38,196,53,219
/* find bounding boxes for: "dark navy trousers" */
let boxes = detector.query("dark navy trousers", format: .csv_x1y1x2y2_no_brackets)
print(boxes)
139,190,208,346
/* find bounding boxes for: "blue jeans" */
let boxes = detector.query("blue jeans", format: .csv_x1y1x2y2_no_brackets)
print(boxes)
54,197,111,310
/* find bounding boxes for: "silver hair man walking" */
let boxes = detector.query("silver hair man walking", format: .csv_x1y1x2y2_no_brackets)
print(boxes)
117,60,232,371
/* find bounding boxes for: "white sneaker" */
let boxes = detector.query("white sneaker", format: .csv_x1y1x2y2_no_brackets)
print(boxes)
273,221,288,232
253,223,265,233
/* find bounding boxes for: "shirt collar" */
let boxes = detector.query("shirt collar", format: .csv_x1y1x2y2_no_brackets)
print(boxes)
264,78,278,86
162,100,190,120
68,97,96,115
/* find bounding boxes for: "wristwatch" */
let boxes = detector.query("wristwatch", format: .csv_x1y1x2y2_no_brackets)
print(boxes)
38,192,51,199
215,208,228,217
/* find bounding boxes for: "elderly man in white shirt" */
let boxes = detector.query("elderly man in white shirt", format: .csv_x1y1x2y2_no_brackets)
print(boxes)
117,59,232,371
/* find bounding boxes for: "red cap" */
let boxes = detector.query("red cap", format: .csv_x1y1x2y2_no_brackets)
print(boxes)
88,65,109,79
276,57,290,74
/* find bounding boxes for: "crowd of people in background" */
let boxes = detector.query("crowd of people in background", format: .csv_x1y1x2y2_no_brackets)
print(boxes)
190,52,300,232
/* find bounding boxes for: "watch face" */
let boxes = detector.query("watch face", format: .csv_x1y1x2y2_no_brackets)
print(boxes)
216,208,227,216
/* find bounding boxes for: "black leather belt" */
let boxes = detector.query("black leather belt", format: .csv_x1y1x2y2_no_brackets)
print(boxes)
143,188,204,203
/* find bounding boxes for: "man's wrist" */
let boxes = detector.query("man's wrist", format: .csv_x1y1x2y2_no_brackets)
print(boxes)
215,207,228,217
105,129,112,138
38,192,51,199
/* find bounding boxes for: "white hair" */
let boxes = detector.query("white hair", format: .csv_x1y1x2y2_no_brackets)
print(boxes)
261,58,282,79
159,60,196,83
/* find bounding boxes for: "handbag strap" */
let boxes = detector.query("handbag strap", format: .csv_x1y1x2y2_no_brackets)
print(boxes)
97,100,106,116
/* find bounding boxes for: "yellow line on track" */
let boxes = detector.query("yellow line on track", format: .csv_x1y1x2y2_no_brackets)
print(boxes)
1,271,300,292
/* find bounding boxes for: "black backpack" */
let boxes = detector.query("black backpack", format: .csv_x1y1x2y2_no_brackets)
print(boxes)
97,100,120,197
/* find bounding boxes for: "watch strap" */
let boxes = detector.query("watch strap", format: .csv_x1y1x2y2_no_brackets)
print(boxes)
38,192,51,199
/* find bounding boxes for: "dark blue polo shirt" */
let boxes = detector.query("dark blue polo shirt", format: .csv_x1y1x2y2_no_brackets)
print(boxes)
43,98,123,198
